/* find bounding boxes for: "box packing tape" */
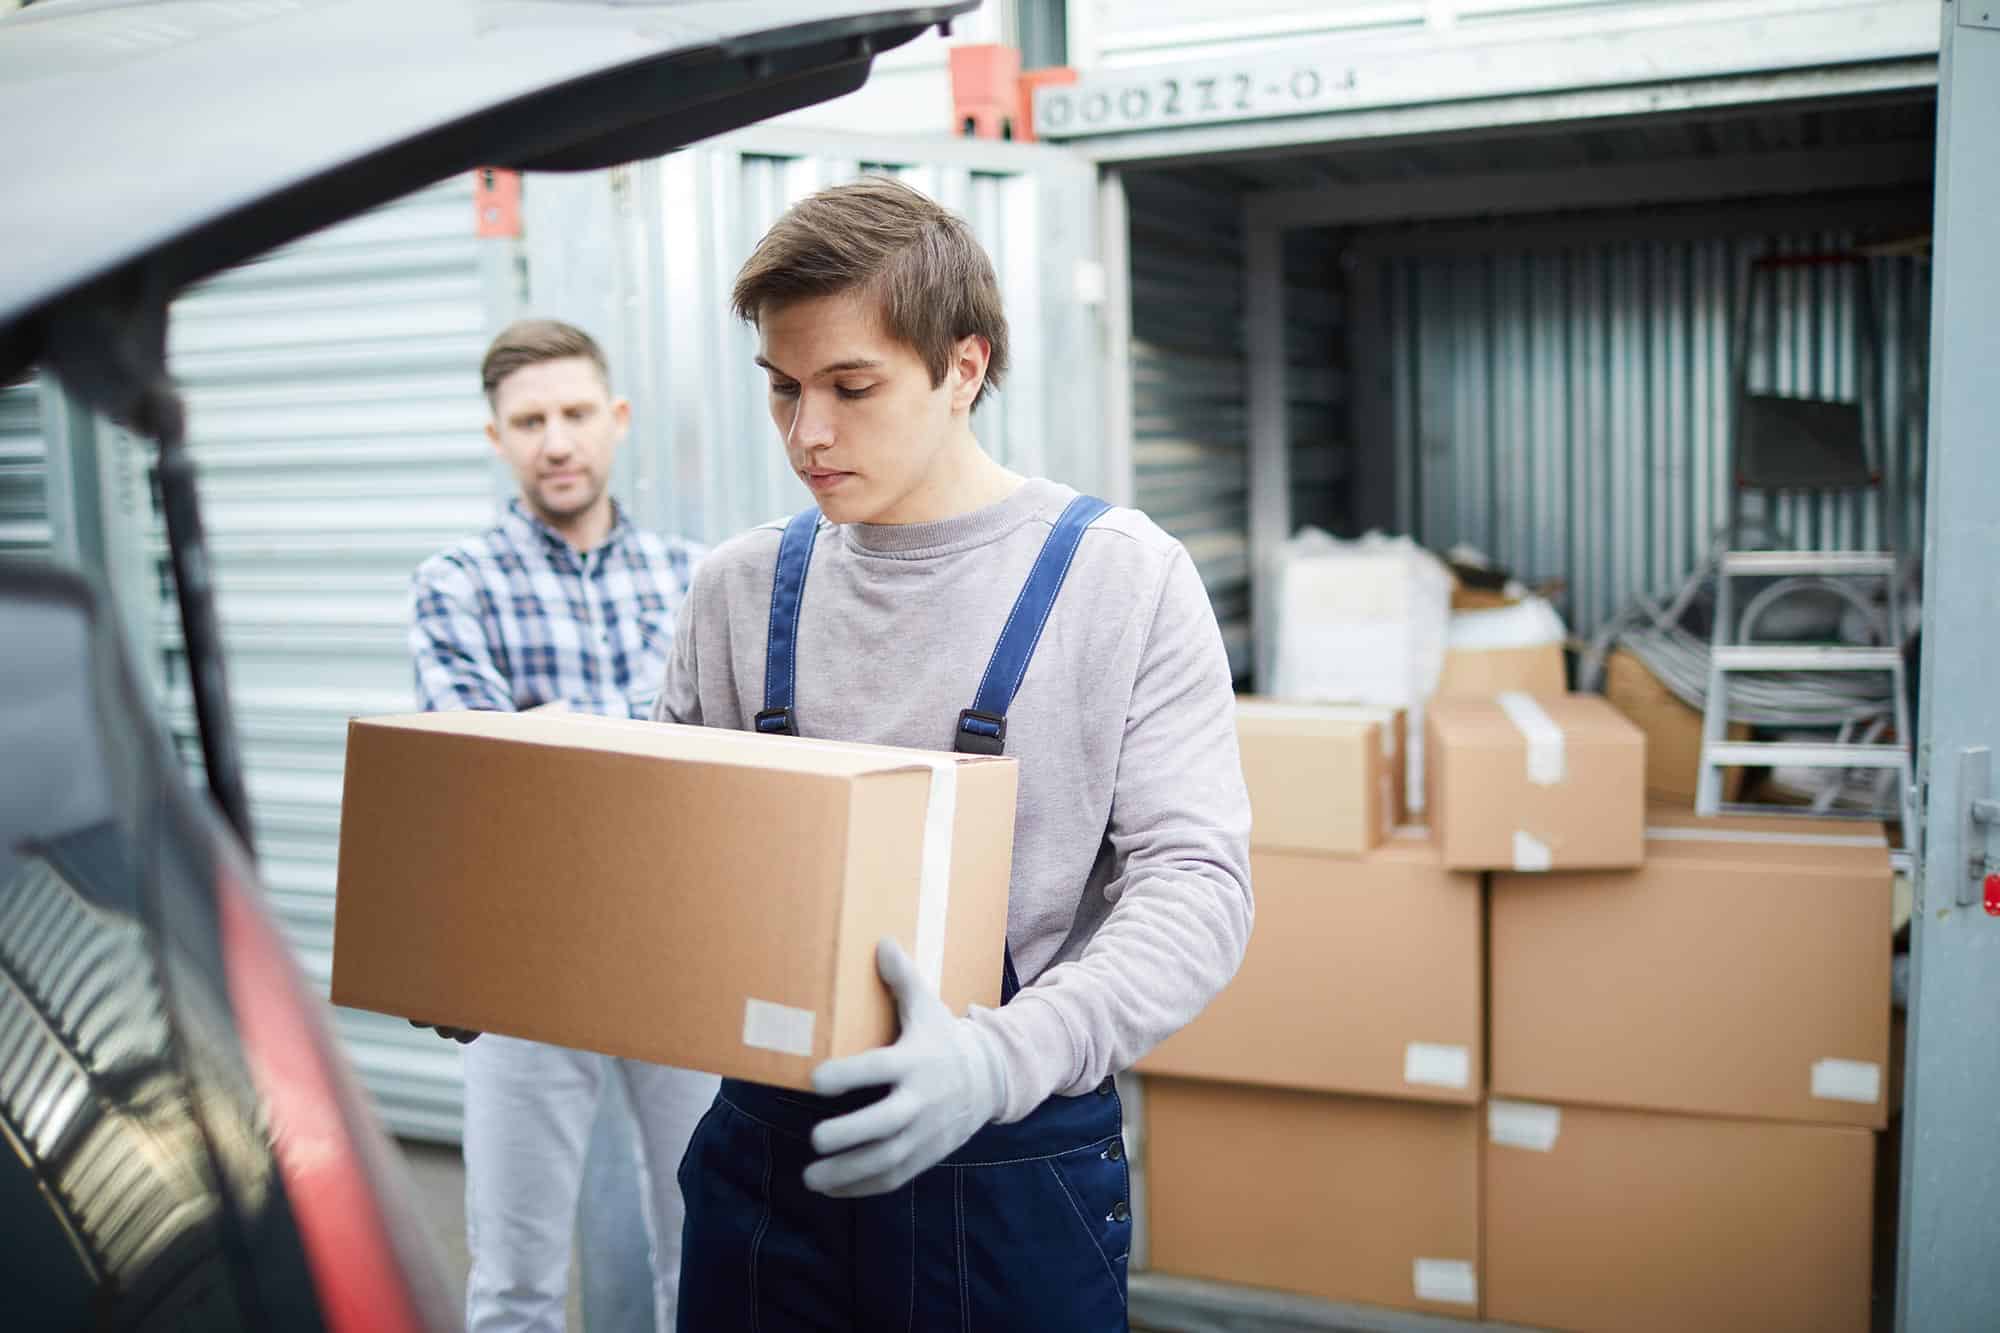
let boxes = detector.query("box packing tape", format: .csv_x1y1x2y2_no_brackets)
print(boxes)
914,757,958,991
1403,1042,1472,1090
1497,690,1566,786
1412,1258,1479,1307
742,998,817,1057
1512,831,1553,872
1488,1099,1563,1152
1643,825,1890,849
1812,1058,1883,1104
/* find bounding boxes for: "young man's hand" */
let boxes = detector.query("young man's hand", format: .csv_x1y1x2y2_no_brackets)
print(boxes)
803,937,1008,1197
409,1018,482,1044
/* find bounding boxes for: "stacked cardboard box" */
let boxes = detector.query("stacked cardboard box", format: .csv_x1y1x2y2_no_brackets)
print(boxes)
1141,700,1486,1318
1484,809,1890,1333
1427,692,1647,872
1147,690,1885,1333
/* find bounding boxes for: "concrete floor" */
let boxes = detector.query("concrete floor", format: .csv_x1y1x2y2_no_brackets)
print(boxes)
399,1138,584,1331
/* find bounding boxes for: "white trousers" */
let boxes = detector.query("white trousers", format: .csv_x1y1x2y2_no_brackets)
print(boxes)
463,1035,719,1333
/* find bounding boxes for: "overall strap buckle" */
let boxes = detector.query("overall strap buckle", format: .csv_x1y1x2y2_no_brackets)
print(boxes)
754,706,798,736
953,708,1008,755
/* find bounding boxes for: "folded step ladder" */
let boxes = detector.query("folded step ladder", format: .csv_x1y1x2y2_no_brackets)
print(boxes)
1696,551,1914,828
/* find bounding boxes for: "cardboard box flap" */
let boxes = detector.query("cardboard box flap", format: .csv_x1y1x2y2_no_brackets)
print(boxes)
1640,809,1891,874
1430,694,1641,750
1236,697,1399,755
351,711,1007,779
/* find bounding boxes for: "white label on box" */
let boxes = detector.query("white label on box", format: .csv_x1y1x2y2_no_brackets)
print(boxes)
1488,1099,1562,1152
914,759,958,992
1512,830,1553,872
1404,1042,1472,1089
1812,1058,1883,1105
742,998,816,1057
1413,1259,1479,1307
1498,690,1566,785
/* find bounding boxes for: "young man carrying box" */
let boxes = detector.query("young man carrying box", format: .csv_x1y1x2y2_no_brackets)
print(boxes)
654,177,1254,1329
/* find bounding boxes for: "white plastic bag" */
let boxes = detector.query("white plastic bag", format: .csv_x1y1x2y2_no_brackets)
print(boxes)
1264,530,1453,811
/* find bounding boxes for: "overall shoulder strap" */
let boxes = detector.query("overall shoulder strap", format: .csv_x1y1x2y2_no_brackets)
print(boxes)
756,507,822,736
955,494,1114,755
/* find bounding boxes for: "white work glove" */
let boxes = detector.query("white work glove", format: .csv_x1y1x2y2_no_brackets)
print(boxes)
803,937,1009,1198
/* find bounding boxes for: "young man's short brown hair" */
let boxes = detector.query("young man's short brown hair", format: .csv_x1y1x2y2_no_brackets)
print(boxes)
731,176,1010,410
480,318,610,406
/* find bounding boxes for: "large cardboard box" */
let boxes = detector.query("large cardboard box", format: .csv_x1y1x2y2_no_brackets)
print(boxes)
331,710,1017,1089
1601,647,1748,803
1147,1078,1482,1318
1234,698,1405,855
1426,693,1645,871
1139,830,1480,1102
1492,812,1893,1128
1484,1100,1874,1333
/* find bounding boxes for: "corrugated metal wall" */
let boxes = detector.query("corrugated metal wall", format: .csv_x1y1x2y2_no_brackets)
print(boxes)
1124,177,1351,678
1126,171,1251,676
1382,232,1931,634
641,132,1104,548
0,380,49,559
162,177,497,1141
1285,230,1347,535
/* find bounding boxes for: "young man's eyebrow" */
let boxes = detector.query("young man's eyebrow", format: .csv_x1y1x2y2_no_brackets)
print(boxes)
753,355,884,377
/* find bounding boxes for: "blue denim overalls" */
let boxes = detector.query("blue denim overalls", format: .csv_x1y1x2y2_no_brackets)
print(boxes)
676,496,1132,1331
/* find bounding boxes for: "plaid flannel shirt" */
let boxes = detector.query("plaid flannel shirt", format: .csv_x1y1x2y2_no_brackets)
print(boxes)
410,498,702,720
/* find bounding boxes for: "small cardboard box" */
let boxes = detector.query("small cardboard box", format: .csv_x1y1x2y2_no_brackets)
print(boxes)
330,711,1018,1089
1434,640,1566,699
1234,698,1405,855
1146,1078,1482,1318
1139,830,1480,1102
1492,811,1893,1128
1484,1100,1874,1333
1426,693,1645,871
1602,648,1748,803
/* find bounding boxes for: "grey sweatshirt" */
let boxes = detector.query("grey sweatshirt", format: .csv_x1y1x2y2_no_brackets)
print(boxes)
652,477,1253,1122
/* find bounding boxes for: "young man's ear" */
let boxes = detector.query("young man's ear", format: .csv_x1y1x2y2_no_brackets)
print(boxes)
485,413,502,453
949,334,991,413
611,396,633,439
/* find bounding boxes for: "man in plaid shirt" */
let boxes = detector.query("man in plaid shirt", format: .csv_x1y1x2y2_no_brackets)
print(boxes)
410,319,718,1333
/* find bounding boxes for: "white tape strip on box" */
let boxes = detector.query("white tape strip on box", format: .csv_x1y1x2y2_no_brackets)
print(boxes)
913,758,958,991
1512,831,1553,872
742,757,959,1057
1812,1058,1883,1105
741,998,817,1057
1413,1259,1479,1307
1497,690,1566,786
1488,1099,1563,1152
1404,1042,1472,1090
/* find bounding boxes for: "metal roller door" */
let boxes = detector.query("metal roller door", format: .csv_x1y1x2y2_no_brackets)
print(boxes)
160,177,502,1141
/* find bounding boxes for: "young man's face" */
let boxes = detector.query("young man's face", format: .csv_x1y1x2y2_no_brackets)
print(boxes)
486,356,630,529
755,289,986,525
